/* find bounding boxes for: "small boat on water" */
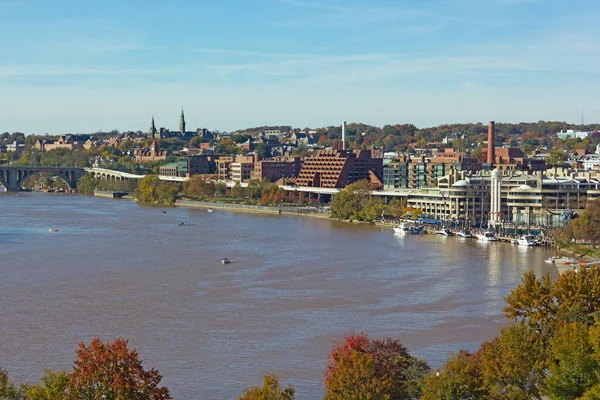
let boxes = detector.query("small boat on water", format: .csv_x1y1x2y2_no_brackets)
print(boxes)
545,256,558,264
221,258,232,264
517,235,538,246
456,230,473,238
207,209,214,213
49,228,59,232
476,231,497,241
393,223,424,234
437,228,454,236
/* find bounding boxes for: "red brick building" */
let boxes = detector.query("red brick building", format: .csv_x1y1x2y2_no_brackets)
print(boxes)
295,149,383,189
253,157,302,182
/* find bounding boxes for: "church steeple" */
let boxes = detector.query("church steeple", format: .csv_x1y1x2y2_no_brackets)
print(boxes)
149,116,157,138
179,109,186,134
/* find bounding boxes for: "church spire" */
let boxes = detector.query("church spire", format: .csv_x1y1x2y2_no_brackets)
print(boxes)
149,116,157,138
180,108,186,134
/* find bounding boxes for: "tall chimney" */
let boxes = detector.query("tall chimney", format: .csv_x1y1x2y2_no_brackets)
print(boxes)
487,121,495,164
342,121,346,151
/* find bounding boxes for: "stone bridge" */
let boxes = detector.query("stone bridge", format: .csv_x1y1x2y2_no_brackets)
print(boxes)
0,166,86,191
85,167,145,182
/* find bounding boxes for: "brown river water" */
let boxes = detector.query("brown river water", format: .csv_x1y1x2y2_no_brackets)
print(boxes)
0,192,556,399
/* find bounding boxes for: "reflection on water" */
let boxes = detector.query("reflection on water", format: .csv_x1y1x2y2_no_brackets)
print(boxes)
0,193,556,399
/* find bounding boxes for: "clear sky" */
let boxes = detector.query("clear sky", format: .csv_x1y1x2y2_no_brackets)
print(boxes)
1,0,598,134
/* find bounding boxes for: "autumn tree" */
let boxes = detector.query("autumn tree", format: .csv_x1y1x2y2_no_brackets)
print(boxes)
238,374,295,400
421,350,488,400
479,324,545,399
184,175,216,199
22,369,69,400
504,268,600,340
67,337,171,400
324,333,429,400
572,199,600,248
331,180,384,222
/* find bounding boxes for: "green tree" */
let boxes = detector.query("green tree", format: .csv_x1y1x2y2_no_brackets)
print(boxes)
543,322,598,399
421,350,489,400
546,150,568,165
479,324,545,399
216,139,241,155
67,337,171,400
231,182,244,199
0,368,21,400
238,374,295,400
215,182,227,197
76,173,98,195
136,175,160,203
22,369,69,400
254,143,272,159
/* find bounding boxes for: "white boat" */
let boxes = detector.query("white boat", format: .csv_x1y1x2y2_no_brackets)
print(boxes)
393,222,423,234
221,258,232,264
49,228,59,233
207,209,214,213
437,229,454,236
545,256,558,264
456,230,473,238
517,235,538,246
476,231,497,241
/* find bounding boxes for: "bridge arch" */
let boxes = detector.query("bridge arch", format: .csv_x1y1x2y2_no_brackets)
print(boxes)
18,169,76,190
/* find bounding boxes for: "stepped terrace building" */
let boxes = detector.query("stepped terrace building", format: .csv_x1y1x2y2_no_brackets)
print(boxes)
295,149,383,189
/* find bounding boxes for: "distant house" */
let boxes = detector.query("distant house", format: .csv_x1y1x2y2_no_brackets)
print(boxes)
35,135,87,151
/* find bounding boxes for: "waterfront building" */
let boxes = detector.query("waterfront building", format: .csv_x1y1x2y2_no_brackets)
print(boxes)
383,150,479,190
159,161,188,177
405,168,600,228
252,155,302,182
295,149,383,189
187,155,216,176
216,155,254,181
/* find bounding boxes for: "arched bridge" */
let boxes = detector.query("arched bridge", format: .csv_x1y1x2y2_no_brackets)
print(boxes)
0,166,86,191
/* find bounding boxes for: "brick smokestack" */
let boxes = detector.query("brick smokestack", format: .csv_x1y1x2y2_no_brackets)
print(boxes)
487,121,495,164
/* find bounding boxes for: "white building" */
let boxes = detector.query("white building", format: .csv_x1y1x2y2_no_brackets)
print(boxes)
557,129,592,140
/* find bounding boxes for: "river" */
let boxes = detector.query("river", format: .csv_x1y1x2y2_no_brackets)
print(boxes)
0,192,556,399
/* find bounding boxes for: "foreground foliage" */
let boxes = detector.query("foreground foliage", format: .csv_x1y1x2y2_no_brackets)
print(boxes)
323,333,429,399
238,374,295,400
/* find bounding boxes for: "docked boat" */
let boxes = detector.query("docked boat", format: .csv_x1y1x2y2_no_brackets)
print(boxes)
476,231,497,241
517,235,538,246
393,222,423,234
545,256,558,264
437,229,454,236
49,228,59,233
456,230,473,238
221,258,232,264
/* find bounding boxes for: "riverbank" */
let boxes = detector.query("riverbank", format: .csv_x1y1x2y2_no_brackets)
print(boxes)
176,199,332,220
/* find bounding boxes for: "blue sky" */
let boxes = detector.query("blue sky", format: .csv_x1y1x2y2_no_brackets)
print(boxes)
1,0,599,134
